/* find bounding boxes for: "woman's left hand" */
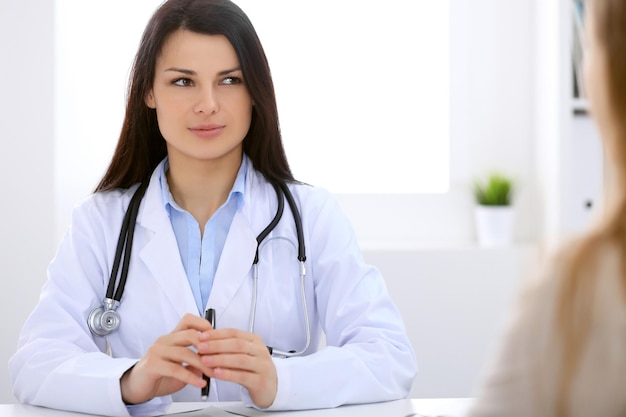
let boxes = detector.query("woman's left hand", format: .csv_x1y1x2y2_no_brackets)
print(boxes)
197,329,277,408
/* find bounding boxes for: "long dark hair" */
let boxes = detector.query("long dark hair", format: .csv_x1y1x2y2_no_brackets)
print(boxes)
95,0,293,192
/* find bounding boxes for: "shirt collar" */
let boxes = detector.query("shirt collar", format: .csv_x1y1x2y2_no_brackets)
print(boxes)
159,156,248,212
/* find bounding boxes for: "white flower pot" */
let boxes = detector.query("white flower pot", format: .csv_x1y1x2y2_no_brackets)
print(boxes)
474,205,515,247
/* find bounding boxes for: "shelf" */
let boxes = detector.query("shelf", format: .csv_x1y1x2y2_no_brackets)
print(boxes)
572,97,589,115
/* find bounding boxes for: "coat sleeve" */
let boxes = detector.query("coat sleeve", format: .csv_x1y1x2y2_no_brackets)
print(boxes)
8,194,170,417
260,187,417,410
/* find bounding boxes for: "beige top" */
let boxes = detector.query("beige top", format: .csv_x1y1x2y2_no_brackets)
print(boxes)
467,241,626,417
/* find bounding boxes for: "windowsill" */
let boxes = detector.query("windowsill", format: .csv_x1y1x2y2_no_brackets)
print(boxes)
359,240,539,252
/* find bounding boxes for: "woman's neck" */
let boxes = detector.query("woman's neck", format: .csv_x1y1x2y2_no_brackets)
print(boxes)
166,154,242,230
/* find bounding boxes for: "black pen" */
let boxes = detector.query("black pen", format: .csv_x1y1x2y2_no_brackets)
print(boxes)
201,308,215,401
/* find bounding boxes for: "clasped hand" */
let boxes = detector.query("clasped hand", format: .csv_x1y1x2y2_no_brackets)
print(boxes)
119,314,277,408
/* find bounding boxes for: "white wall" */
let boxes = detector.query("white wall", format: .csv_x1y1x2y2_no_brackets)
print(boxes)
0,0,579,405
0,1,56,404
364,245,539,398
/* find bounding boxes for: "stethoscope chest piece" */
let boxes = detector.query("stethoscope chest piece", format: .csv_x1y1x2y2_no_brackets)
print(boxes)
88,298,121,337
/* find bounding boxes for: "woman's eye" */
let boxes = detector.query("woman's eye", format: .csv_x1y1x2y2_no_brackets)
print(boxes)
173,78,192,87
222,76,242,85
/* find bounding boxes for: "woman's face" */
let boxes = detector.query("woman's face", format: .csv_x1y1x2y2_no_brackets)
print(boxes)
146,30,253,167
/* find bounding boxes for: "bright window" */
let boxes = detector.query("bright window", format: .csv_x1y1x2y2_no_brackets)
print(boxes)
239,1,450,193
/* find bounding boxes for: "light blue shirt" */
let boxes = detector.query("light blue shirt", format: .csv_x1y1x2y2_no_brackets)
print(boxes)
159,157,247,314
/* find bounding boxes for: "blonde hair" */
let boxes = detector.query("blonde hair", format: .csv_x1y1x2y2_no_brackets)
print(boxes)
555,0,626,415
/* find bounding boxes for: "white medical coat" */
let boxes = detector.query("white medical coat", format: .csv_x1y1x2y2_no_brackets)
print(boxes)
9,158,417,417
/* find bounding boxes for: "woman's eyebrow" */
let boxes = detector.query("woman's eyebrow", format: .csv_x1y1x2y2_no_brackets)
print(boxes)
163,67,242,76
217,67,242,75
164,67,196,75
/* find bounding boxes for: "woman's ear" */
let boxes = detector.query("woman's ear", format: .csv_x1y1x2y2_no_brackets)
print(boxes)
145,91,156,109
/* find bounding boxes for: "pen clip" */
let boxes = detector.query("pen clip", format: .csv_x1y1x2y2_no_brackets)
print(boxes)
205,308,216,329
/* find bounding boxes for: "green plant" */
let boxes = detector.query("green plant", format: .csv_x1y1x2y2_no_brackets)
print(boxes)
473,173,513,206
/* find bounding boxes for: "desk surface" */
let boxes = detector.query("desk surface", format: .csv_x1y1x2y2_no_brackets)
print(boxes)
0,399,472,417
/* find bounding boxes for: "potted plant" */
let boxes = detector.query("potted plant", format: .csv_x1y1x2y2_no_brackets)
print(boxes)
472,173,515,246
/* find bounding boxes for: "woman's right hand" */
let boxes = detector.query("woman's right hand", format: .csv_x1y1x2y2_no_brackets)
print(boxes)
119,314,213,404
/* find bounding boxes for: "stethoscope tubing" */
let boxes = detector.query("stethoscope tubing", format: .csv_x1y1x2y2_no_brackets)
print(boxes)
250,183,310,357
107,182,148,303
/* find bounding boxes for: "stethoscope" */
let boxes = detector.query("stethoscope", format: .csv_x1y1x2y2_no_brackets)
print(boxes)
88,181,310,358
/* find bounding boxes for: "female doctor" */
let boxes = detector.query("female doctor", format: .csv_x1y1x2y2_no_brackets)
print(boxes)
9,0,417,416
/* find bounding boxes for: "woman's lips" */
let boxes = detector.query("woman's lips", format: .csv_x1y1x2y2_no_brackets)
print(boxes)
189,124,225,139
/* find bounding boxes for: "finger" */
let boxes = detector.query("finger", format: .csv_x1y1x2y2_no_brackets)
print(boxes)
199,327,252,340
183,365,208,386
213,366,258,386
198,337,255,357
173,313,214,332
154,327,218,370
201,338,272,375
154,329,219,360
202,352,260,373
150,329,206,359
198,330,264,353
144,343,213,380
210,363,276,404
198,344,277,409
157,361,207,388
145,344,196,369
160,329,203,345
125,354,206,402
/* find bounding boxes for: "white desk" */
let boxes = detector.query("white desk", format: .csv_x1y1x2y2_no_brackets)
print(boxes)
0,399,473,417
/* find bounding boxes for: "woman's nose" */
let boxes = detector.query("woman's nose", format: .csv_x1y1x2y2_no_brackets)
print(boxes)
194,88,219,114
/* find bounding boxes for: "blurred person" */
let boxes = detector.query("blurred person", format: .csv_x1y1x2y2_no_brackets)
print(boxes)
467,0,626,416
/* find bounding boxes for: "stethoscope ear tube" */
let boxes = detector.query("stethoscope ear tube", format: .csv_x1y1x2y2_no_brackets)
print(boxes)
254,183,285,265
279,182,305,262
113,182,148,301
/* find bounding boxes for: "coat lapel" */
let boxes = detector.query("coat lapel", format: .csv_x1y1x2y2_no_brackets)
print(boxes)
207,162,273,323
135,166,198,318
208,211,257,322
